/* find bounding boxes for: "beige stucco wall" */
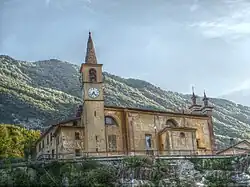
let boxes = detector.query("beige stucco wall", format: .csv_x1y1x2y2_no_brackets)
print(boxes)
35,126,57,159
104,109,126,156
36,108,213,159
83,101,106,153
59,126,85,159
127,113,157,155
126,111,212,155
35,121,85,159
168,130,196,155
159,129,196,155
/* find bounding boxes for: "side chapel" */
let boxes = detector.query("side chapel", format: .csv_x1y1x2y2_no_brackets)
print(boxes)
35,32,215,159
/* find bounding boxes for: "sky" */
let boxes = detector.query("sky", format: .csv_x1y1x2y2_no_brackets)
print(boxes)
1,0,250,99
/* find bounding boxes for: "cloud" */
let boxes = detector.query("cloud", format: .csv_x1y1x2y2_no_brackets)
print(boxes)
189,0,250,39
220,79,250,96
191,21,250,38
45,0,92,8
2,0,250,100
189,0,199,12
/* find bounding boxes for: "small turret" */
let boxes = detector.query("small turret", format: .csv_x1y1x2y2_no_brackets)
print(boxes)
203,90,208,107
188,86,202,114
201,90,214,116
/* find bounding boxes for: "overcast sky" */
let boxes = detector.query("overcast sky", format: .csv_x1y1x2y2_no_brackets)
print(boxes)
1,0,250,98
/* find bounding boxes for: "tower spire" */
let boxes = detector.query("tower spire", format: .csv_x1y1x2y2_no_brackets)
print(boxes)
203,90,209,106
85,31,97,64
188,86,202,114
191,86,197,105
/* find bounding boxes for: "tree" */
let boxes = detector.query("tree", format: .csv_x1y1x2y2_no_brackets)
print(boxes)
0,124,40,159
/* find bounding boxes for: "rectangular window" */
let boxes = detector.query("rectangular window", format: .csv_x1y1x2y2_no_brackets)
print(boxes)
105,117,113,125
56,136,59,145
42,140,45,148
50,133,53,142
52,149,55,158
75,149,81,157
39,143,41,151
108,135,117,152
75,132,80,140
96,136,99,152
145,134,152,149
73,121,77,126
47,135,49,145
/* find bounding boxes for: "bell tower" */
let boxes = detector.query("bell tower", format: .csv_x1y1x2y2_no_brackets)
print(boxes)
79,32,106,155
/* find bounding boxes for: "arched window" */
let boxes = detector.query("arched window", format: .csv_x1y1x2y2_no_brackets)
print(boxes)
180,132,185,138
89,68,97,82
166,119,178,128
105,116,117,125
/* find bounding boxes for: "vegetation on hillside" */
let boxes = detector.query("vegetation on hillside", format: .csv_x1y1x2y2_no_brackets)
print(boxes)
0,124,40,159
0,156,246,186
1,55,250,148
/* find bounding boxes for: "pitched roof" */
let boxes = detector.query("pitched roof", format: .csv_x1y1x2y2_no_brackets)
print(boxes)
34,117,80,146
105,105,209,118
216,140,250,155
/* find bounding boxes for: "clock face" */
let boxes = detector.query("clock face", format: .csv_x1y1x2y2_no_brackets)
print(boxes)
88,88,100,98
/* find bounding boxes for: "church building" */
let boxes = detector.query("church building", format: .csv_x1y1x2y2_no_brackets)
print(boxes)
35,32,215,160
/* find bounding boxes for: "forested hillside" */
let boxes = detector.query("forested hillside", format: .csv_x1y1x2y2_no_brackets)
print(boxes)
1,55,250,148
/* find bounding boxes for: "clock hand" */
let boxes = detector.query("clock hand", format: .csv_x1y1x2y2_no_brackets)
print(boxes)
93,91,97,97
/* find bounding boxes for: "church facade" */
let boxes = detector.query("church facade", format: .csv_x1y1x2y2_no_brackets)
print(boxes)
35,33,215,160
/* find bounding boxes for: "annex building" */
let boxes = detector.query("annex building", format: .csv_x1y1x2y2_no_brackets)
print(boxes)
35,32,215,160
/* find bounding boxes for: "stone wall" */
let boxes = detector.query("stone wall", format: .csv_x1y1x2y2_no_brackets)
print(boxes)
1,156,250,186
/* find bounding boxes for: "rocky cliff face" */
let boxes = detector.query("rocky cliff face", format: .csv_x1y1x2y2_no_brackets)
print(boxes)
1,55,250,148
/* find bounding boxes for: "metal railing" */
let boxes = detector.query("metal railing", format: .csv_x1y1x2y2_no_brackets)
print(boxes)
36,149,239,161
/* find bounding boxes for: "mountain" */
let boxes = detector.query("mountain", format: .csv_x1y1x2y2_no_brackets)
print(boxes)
1,55,250,149
220,89,250,107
